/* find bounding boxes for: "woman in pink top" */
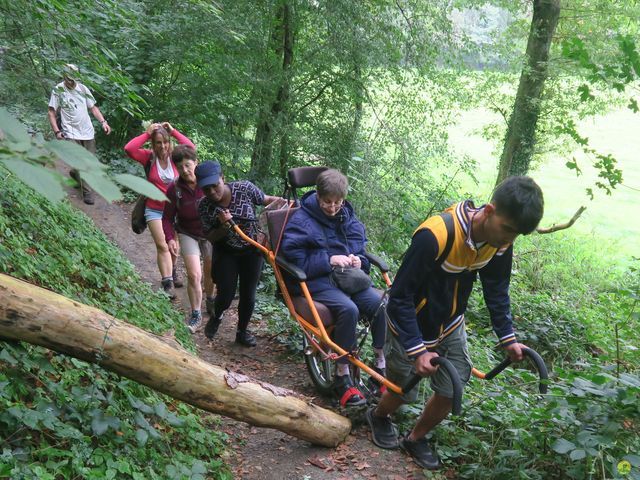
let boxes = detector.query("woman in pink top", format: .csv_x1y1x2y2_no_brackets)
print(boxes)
124,122,195,298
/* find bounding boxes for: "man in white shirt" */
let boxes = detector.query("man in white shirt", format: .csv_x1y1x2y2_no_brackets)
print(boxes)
48,64,111,204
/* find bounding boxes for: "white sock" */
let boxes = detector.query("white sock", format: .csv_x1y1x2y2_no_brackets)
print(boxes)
336,363,350,377
374,348,386,369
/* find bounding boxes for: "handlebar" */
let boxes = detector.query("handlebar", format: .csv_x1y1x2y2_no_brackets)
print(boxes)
483,347,548,394
403,357,463,415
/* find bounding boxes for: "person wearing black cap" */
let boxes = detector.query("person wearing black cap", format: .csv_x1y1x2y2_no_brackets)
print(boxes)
195,161,282,346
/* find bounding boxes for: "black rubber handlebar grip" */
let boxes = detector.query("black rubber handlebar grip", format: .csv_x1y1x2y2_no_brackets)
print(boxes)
402,357,463,415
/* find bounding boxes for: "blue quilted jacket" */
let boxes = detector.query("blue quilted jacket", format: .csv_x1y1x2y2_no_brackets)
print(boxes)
281,191,370,293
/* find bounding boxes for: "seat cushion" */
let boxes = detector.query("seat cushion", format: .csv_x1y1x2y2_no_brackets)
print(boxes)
291,296,333,327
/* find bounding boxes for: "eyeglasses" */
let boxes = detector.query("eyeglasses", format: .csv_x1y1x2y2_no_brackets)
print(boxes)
318,197,344,208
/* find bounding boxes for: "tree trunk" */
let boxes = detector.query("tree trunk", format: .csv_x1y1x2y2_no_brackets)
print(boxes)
0,274,351,447
251,1,294,182
495,0,560,185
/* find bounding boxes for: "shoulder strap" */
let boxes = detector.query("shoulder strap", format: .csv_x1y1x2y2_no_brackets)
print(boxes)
144,157,153,178
174,182,181,210
435,212,455,268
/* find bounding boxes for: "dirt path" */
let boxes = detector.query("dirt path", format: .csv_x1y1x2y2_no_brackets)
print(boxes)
63,173,429,479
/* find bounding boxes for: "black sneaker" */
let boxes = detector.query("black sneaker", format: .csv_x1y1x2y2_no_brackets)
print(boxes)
334,374,366,407
400,434,441,470
235,330,257,347
204,317,222,340
365,406,399,449
161,279,176,300
187,311,202,334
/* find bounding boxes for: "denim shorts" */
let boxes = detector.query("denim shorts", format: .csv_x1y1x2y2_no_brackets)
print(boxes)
144,207,163,223
385,321,472,403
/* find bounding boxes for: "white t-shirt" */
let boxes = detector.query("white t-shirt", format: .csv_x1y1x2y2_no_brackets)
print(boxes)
48,82,96,141
156,158,176,184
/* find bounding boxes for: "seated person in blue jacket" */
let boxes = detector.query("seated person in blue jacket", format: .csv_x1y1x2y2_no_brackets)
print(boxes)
365,176,544,470
281,168,386,407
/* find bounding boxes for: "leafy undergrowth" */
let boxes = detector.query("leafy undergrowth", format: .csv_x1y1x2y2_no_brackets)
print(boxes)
259,224,640,479
0,170,231,479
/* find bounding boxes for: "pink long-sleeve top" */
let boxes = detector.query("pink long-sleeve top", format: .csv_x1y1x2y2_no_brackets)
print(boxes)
124,129,195,211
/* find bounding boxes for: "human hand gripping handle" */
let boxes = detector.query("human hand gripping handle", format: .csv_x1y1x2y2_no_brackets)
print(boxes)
403,352,463,415
483,346,548,394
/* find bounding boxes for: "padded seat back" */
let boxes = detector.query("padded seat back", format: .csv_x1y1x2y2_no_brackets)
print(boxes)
265,204,335,327
266,206,299,252
287,166,328,189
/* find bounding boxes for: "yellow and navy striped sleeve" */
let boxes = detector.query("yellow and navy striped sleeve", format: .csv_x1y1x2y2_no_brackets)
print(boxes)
387,229,441,359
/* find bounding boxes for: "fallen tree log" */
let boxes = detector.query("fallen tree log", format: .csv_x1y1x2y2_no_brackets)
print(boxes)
0,274,351,447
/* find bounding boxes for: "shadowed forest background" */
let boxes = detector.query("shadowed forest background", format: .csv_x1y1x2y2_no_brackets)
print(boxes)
1,0,639,479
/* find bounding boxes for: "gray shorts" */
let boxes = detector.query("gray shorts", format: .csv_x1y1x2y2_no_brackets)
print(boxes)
385,323,472,403
178,233,212,258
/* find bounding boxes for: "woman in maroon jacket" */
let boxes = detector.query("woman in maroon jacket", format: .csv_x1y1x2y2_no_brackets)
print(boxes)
162,146,215,333
124,122,195,298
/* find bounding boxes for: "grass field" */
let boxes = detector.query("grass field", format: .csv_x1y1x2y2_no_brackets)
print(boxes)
449,107,640,261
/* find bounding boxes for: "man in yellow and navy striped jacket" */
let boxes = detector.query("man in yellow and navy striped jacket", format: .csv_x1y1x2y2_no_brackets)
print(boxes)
366,176,544,470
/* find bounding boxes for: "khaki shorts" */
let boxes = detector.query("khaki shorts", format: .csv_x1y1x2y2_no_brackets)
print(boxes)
178,233,212,258
385,323,472,403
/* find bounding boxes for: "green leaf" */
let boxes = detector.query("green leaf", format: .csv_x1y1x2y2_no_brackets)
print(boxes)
81,170,123,203
624,454,640,467
91,411,111,436
153,402,168,419
0,159,66,203
191,461,206,474
113,173,167,201
0,107,31,143
570,449,586,461
0,348,18,365
577,85,594,102
135,428,148,446
45,140,105,172
552,438,576,454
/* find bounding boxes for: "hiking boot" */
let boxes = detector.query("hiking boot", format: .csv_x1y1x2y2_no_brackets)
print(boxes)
82,187,95,205
205,297,216,316
367,366,387,397
69,168,81,185
365,406,399,449
334,374,366,408
235,330,257,347
69,169,94,205
187,311,202,334
161,279,176,300
204,316,222,340
172,267,183,288
400,434,441,470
